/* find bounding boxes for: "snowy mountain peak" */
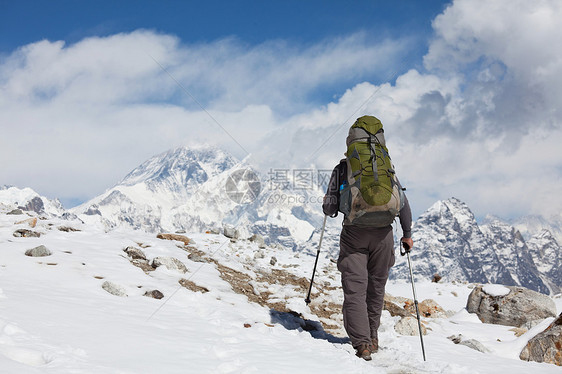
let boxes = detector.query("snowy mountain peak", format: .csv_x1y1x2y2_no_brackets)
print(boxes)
0,186,65,216
119,146,238,191
416,197,478,236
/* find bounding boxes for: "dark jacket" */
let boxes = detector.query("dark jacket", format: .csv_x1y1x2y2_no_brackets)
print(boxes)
322,159,412,238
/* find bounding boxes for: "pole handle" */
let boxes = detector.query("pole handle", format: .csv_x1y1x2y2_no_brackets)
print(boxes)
400,241,411,256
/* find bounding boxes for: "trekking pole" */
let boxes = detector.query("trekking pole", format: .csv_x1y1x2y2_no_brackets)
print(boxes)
305,215,327,305
401,241,426,361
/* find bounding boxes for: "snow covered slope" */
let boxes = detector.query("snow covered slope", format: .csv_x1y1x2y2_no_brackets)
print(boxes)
1,203,561,373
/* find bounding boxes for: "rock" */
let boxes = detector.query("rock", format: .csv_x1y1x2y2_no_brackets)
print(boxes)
156,233,192,245
520,312,562,366
123,246,147,260
15,217,37,228
459,339,491,353
253,249,266,260
57,226,81,232
432,274,442,283
418,299,448,318
384,294,446,319
509,327,528,337
187,253,206,263
131,259,154,272
467,284,556,327
7,209,23,215
270,256,277,266
25,245,52,257
249,234,266,248
101,281,128,297
223,224,239,239
448,334,490,353
13,229,41,238
179,278,209,293
152,256,188,274
394,316,427,336
447,334,463,344
143,290,164,299
384,294,412,317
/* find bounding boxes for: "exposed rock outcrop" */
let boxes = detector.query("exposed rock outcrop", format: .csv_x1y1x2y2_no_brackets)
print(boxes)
520,313,562,366
466,284,556,327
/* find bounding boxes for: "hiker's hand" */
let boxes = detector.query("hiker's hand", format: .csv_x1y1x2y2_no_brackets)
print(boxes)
401,237,413,253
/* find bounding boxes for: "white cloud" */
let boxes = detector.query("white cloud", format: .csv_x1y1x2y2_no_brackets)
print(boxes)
0,30,407,204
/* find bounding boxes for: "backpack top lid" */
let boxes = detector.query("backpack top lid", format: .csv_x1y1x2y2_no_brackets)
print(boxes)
346,115,386,147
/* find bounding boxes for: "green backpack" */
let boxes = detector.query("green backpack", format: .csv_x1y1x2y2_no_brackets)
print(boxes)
339,115,404,227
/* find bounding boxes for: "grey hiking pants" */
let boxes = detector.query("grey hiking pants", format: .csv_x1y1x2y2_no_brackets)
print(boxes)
337,224,395,348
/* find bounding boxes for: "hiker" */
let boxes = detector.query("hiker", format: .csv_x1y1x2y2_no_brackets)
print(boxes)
322,115,413,361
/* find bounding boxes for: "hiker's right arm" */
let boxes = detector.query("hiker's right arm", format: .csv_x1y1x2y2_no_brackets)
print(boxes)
399,194,414,249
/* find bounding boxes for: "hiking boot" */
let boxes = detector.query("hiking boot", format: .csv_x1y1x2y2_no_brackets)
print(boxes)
370,339,379,353
355,343,372,361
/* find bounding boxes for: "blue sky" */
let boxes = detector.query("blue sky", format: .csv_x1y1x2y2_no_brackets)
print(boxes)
0,0,447,106
1,0,561,221
1,1,447,50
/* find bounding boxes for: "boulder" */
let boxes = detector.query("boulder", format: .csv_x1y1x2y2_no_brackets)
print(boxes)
187,253,206,263
384,294,447,318
223,224,239,239
249,234,266,248
152,256,188,274
384,294,412,317
253,249,266,260
156,233,192,245
394,316,427,336
7,208,23,215
123,246,147,260
143,290,165,299
520,313,562,366
25,245,52,257
418,299,448,318
14,229,41,238
15,217,37,228
101,281,128,297
270,256,277,266
467,284,556,327
57,226,81,232
447,334,490,353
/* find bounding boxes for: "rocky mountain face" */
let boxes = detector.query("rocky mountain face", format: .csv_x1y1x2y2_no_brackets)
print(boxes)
390,198,560,295
70,146,325,249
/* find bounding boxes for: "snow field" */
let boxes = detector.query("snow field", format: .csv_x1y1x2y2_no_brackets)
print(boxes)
0,212,561,373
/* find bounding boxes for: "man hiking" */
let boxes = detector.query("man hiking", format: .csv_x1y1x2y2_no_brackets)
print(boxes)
322,115,413,361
